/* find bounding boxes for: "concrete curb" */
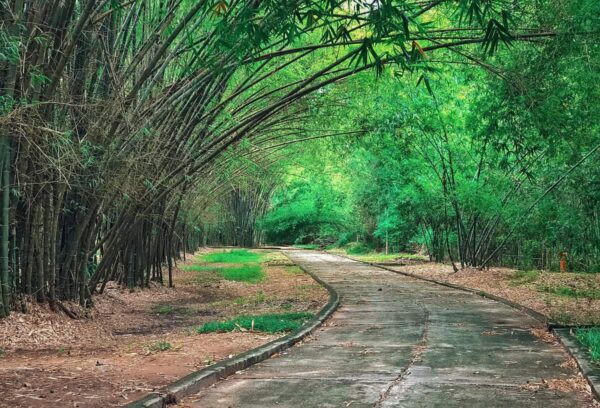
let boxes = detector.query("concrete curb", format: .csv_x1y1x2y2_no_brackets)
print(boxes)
328,250,600,403
329,251,553,325
553,328,600,400
124,252,340,408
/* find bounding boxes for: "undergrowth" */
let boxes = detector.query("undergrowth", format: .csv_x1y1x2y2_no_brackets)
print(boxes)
539,285,600,300
575,328,600,361
293,244,319,249
197,312,313,334
149,340,172,352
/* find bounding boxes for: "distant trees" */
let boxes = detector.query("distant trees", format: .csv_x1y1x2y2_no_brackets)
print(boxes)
257,0,600,272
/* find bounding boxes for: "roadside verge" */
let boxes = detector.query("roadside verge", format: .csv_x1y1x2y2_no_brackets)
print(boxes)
125,251,339,408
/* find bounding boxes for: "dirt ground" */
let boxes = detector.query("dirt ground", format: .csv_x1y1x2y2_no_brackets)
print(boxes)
0,249,328,408
384,261,600,326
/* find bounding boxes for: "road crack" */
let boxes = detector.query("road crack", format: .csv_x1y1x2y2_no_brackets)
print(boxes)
373,307,430,407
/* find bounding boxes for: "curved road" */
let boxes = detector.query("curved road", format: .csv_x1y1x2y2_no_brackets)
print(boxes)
180,251,595,407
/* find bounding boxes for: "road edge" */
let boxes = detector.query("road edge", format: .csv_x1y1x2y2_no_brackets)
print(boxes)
124,250,340,408
553,328,600,400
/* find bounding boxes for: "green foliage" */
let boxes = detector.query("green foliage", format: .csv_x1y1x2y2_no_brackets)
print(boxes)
575,328,600,361
255,0,600,273
4,0,600,325
0,32,20,64
259,177,353,245
201,249,263,264
539,285,600,300
149,340,172,352
196,312,313,334
346,242,374,255
293,244,319,250
346,251,427,263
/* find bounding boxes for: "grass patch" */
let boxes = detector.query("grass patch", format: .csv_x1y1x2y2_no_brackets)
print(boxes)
149,340,172,352
293,244,319,250
184,263,264,283
575,328,600,362
343,250,427,263
346,242,373,255
197,312,313,334
539,285,600,300
284,265,304,275
201,249,263,264
510,270,540,286
218,264,264,283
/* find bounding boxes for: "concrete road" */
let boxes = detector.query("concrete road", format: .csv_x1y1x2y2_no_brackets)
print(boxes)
179,251,596,407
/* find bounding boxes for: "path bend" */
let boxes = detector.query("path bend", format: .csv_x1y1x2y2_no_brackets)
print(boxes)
180,251,595,407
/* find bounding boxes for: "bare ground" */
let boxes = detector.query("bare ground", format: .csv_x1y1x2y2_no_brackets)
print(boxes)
0,249,328,408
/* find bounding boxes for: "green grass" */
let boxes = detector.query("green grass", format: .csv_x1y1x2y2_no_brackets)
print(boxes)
293,244,319,249
284,265,303,274
197,312,313,334
184,263,264,283
539,285,600,300
201,249,263,264
149,340,172,352
218,264,264,282
575,328,600,361
510,270,540,286
343,250,427,263
346,242,373,254
183,250,266,283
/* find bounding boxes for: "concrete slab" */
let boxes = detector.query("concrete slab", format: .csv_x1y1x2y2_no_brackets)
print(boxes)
234,345,413,380
191,378,386,408
380,382,589,407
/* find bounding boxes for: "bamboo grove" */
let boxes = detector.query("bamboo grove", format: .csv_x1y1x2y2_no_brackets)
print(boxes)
0,0,554,317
